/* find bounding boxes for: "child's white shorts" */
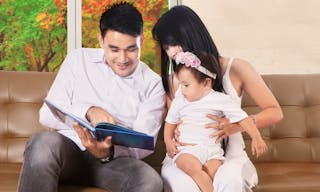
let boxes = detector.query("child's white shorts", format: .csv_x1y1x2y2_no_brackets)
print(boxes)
174,143,225,165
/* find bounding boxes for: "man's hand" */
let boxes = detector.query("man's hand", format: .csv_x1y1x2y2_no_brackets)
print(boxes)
86,106,116,126
73,122,112,159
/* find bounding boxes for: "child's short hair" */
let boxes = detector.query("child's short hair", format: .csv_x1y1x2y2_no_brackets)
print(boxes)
175,51,222,92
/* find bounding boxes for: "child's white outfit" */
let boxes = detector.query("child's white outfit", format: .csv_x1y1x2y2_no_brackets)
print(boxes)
166,88,248,164
162,58,258,192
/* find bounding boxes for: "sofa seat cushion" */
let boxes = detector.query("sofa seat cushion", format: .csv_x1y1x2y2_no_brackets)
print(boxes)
254,163,320,192
0,163,109,192
0,163,21,192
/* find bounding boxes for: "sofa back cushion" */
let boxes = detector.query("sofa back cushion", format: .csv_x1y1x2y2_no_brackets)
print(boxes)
0,71,56,163
242,74,320,163
1,72,320,166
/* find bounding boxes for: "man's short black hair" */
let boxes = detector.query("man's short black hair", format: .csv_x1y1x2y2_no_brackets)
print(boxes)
100,2,143,38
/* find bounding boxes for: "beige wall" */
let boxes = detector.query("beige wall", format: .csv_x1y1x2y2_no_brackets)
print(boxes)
179,0,320,74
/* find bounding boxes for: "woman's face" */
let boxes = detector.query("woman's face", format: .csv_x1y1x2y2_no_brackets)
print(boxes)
164,45,183,60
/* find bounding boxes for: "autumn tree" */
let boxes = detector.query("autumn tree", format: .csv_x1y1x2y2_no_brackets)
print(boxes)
0,0,167,72
82,0,168,73
0,0,67,71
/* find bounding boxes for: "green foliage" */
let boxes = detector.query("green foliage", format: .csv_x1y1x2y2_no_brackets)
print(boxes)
82,0,168,74
0,0,167,73
0,0,67,71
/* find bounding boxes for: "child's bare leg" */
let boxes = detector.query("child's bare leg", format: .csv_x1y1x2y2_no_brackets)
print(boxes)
175,154,213,192
203,159,222,192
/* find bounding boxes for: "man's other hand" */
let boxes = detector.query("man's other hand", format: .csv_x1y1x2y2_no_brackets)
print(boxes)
73,122,113,159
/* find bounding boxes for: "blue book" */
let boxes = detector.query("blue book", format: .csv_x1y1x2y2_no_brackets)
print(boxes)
44,99,154,150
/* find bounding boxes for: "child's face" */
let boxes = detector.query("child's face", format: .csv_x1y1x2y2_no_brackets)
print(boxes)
177,67,209,102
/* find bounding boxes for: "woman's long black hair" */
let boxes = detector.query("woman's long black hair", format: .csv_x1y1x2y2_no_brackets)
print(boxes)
152,5,228,154
152,5,223,98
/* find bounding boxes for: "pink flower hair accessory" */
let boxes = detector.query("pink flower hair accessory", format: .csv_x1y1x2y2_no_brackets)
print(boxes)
175,52,201,67
175,51,216,79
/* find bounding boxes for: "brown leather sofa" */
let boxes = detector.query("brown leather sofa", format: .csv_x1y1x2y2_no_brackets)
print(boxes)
242,74,320,192
0,71,319,192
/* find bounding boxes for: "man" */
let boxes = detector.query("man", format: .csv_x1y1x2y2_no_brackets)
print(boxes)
18,2,165,192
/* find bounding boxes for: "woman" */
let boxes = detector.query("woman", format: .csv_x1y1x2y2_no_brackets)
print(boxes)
152,5,283,192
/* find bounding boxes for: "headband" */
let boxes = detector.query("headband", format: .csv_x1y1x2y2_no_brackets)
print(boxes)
175,52,216,79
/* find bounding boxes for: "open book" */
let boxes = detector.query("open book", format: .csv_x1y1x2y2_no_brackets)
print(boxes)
44,99,154,150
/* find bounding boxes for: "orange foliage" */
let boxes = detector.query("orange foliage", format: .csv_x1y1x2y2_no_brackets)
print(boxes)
82,0,167,73
54,0,67,8
82,0,111,17
36,0,67,31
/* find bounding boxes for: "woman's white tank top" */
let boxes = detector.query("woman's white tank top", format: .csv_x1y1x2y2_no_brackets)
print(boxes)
222,58,247,158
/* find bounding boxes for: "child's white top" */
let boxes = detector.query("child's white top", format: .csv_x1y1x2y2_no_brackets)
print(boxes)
166,89,248,144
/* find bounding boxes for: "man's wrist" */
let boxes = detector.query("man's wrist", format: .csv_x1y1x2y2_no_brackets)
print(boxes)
100,145,114,163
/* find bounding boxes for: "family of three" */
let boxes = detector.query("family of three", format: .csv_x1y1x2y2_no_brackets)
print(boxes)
18,2,283,192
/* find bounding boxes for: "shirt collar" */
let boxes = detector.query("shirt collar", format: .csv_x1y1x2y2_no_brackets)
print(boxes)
124,61,142,79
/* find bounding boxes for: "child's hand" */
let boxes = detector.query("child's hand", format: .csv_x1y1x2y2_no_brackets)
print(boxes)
166,141,179,159
251,138,268,158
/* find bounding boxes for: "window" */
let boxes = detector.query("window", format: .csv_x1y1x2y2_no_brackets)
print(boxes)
1,0,170,72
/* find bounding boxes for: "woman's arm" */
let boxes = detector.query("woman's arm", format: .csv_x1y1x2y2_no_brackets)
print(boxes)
233,59,283,128
238,117,267,157
208,59,283,141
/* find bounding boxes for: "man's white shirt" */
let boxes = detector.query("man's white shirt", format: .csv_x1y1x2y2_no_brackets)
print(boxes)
39,48,166,159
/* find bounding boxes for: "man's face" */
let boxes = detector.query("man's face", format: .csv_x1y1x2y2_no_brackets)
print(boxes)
99,30,142,77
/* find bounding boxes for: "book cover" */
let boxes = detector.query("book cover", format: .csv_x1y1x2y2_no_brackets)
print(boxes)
44,99,154,150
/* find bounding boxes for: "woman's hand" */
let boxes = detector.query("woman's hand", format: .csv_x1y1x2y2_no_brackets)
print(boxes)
173,120,183,146
73,122,113,159
206,114,243,143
